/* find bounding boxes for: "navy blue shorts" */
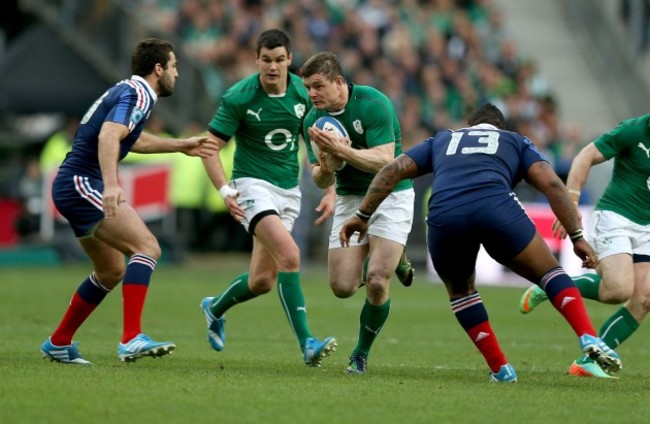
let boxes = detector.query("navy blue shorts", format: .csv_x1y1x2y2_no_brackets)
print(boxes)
52,172,105,237
427,193,536,282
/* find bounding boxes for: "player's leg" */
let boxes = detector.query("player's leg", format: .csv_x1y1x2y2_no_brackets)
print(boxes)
601,259,649,346
41,238,123,365
200,238,269,352
95,203,175,362
568,256,647,374
428,215,515,382
388,189,415,287
328,245,367,298
42,173,125,364
200,187,277,351
520,271,606,314
503,232,621,373
252,214,336,365
519,258,633,313
521,210,637,313
346,236,402,374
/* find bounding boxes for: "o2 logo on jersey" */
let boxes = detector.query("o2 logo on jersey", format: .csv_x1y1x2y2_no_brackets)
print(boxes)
265,129,296,151
130,108,145,126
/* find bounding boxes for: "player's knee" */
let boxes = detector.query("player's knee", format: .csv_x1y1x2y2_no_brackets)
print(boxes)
600,280,633,304
137,236,161,261
329,280,356,298
249,274,274,294
365,271,390,295
631,285,650,312
95,267,125,288
275,249,300,271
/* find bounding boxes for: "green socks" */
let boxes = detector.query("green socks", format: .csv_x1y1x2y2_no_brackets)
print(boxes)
354,299,391,357
210,273,257,318
572,273,601,300
277,271,311,349
600,306,639,348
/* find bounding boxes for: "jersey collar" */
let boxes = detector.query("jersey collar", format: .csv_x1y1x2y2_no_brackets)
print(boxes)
471,123,499,130
328,83,354,116
131,75,158,102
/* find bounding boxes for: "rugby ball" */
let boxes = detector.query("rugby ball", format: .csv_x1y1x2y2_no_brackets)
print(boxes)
311,116,349,171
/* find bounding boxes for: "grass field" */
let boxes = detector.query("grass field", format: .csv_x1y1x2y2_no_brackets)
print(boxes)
1,254,648,423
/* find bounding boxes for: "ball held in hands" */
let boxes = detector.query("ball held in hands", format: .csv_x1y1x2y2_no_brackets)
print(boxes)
311,116,350,171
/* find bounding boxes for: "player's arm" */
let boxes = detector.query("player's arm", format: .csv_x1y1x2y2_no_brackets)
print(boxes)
307,126,394,173
552,142,607,239
526,161,581,234
525,160,599,268
359,153,419,214
201,132,245,222
564,142,607,202
98,121,129,219
339,142,394,173
132,131,218,158
310,160,335,189
339,154,419,246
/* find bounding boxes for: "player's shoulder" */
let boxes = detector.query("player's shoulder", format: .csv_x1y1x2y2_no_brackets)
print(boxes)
288,73,307,93
352,84,389,101
221,73,262,105
614,113,650,135
303,107,327,126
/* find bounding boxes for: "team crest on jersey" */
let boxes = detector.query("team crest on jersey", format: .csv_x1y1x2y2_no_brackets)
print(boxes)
353,119,363,134
294,104,305,119
130,107,145,125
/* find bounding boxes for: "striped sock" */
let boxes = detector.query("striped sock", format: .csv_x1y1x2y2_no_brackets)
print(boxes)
541,267,596,337
122,254,156,343
51,273,110,346
451,292,507,373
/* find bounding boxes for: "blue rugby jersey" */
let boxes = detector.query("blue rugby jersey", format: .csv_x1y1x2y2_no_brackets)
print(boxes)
58,75,157,179
405,123,547,219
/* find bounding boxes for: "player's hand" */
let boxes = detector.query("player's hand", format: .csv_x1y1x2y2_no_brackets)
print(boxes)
183,136,219,158
553,204,583,239
552,218,568,239
572,238,599,269
102,184,124,220
308,126,343,156
339,216,368,247
223,192,245,222
318,151,334,173
314,189,335,225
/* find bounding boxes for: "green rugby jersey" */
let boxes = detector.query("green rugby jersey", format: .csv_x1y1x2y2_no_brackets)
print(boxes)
303,84,413,195
208,73,310,189
594,113,650,224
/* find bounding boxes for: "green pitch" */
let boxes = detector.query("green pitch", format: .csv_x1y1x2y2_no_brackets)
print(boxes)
1,255,648,423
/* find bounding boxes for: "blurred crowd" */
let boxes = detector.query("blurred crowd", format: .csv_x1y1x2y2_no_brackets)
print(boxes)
132,0,585,173
7,0,594,260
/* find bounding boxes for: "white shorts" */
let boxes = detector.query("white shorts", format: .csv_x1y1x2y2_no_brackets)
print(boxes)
329,188,415,249
588,210,650,259
230,177,301,233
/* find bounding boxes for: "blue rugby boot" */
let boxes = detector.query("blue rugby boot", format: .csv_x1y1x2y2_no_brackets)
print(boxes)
118,334,175,362
201,297,226,351
41,338,91,365
578,334,622,374
489,363,518,383
304,336,337,367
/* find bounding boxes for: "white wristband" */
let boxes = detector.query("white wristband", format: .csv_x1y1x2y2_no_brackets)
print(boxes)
219,185,238,199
